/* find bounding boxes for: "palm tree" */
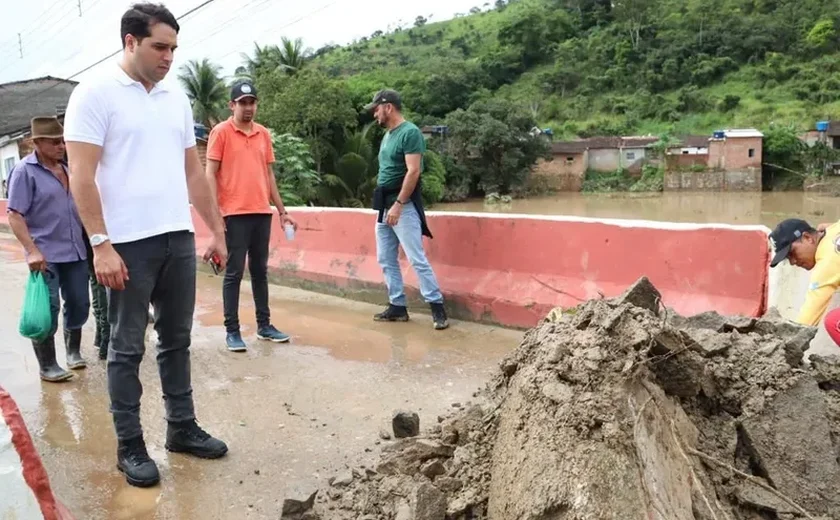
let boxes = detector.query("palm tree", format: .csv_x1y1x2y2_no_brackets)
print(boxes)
178,58,227,128
276,37,310,75
321,123,379,207
235,38,311,80
235,42,280,80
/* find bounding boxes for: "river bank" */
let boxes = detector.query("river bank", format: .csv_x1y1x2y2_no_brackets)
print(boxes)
437,191,838,229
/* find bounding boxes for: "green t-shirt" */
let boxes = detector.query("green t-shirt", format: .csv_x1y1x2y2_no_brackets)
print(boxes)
377,121,425,198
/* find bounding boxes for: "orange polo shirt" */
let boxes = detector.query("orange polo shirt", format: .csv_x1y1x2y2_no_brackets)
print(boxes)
206,118,276,217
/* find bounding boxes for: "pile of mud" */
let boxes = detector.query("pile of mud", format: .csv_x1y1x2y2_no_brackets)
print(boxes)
296,277,840,520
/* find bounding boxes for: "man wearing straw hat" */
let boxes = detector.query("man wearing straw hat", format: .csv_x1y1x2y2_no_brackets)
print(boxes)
6,116,90,382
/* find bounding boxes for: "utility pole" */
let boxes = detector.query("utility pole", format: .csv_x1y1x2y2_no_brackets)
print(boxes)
17,33,22,58
78,0,82,16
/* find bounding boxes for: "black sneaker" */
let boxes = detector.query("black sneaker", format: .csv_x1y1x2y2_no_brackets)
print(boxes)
431,303,449,330
374,304,409,322
117,436,160,488
165,419,228,459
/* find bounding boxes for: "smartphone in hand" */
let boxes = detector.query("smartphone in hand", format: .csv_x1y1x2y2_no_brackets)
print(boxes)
210,254,222,275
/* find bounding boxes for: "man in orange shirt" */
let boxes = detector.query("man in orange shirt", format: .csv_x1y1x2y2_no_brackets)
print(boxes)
206,81,297,352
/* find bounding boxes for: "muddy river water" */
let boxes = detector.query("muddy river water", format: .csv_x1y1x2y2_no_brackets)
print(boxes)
438,191,840,229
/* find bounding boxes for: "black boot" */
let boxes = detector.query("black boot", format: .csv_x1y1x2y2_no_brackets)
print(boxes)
32,337,72,382
64,328,86,370
430,302,450,330
373,304,410,322
166,419,229,459
117,436,160,487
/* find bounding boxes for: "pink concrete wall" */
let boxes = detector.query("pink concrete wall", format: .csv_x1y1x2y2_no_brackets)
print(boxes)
0,200,772,329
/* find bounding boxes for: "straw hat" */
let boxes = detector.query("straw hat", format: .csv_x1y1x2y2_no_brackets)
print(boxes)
30,116,63,139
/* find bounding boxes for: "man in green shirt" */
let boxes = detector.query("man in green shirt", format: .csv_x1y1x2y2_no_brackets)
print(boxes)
366,89,449,330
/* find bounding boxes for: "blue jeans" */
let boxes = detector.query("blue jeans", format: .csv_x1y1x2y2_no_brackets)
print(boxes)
44,260,90,337
375,201,443,307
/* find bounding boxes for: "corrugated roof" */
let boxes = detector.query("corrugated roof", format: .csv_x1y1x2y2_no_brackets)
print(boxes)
0,76,78,137
549,136,660,153
551,141,588,154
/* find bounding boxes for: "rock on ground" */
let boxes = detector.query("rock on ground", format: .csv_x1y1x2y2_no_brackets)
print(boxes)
311,277,840,520
393,411,420,438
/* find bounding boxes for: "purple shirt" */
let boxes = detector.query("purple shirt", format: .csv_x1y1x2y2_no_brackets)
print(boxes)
7,153,86,263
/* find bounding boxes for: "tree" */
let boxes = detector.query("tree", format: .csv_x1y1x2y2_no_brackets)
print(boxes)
320,124,380,207
177,58,227,128
271,132,321,206
258,69,357,172
444,99,550,194
236,42,280,80
276,37,311,75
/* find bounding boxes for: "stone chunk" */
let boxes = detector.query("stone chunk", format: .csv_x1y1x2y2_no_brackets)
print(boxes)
393,410,420,438
281,486,318,519
420,459,446,479
739,378,840,515
614,276,661,313
682,328,731,357
377,439,455,476
414,483,446,520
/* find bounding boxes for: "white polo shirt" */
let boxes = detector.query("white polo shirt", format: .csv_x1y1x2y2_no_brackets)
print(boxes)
64,64,196,244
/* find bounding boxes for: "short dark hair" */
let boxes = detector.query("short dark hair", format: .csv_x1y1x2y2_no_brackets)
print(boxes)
120,3,180,48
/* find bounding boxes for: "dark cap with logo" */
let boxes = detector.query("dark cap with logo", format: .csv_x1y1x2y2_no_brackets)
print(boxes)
364,89,402,112
231,81,258,102
769,218,816,267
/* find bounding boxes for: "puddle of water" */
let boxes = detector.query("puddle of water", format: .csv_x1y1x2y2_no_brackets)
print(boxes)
438,191,840,229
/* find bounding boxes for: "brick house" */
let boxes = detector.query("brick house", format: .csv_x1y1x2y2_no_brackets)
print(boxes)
664,129,763,191
531,141,589,191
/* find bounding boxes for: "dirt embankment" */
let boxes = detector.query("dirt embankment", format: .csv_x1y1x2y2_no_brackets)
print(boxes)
288,277,840,520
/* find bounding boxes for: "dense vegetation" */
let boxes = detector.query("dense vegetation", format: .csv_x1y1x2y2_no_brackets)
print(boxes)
180,0,840,203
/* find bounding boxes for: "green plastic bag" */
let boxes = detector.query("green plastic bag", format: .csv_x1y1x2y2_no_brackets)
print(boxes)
18,271,52,341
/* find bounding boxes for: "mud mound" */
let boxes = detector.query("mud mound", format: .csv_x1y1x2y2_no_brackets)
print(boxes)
301,277,840,520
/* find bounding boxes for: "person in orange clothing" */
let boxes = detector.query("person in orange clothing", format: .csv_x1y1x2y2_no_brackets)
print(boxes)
769,218,840,346
205,80,297,352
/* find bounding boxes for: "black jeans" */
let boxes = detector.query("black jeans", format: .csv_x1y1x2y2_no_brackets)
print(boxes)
223,214,272,333
107,231,197,441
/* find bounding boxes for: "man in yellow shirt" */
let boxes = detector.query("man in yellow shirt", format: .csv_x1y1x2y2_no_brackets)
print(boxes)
769,218,840,333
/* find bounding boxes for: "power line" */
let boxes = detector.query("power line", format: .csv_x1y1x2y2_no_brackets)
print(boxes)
216,0,339,62
23,0,222,102
0,0,74,60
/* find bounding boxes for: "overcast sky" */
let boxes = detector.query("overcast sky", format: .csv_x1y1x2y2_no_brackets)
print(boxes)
0,0,483,86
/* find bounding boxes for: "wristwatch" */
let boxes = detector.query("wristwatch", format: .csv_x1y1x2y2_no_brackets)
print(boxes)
89,234,110,247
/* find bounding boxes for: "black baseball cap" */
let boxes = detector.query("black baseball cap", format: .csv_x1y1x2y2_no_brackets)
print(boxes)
231,81,257,101
769,218,815,267
364,89,401,111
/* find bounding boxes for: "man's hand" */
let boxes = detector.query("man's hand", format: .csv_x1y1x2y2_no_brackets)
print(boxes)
26,248,46,273
94,244,129,290
280,212,298,231
386,203,402,226
818,222,833,232
203,232,228,271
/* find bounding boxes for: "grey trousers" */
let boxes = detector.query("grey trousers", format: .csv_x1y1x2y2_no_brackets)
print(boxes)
107,231,197,441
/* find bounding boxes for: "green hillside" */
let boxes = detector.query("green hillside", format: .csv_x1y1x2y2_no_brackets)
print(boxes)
312,0,840,138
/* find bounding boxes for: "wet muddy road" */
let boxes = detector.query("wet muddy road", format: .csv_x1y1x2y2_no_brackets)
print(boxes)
0,235,520,519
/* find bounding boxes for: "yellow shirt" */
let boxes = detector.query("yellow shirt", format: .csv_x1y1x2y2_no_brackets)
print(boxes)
797,222,840,326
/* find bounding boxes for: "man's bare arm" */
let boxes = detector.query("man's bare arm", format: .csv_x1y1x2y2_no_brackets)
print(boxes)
396,153,422,203
205,159,221,206
67,142,107,235
187,146,224,235
7,211,38,254
266,163,286,214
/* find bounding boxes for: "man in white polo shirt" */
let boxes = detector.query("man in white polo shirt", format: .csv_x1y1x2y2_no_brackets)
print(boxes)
64,3,229,488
